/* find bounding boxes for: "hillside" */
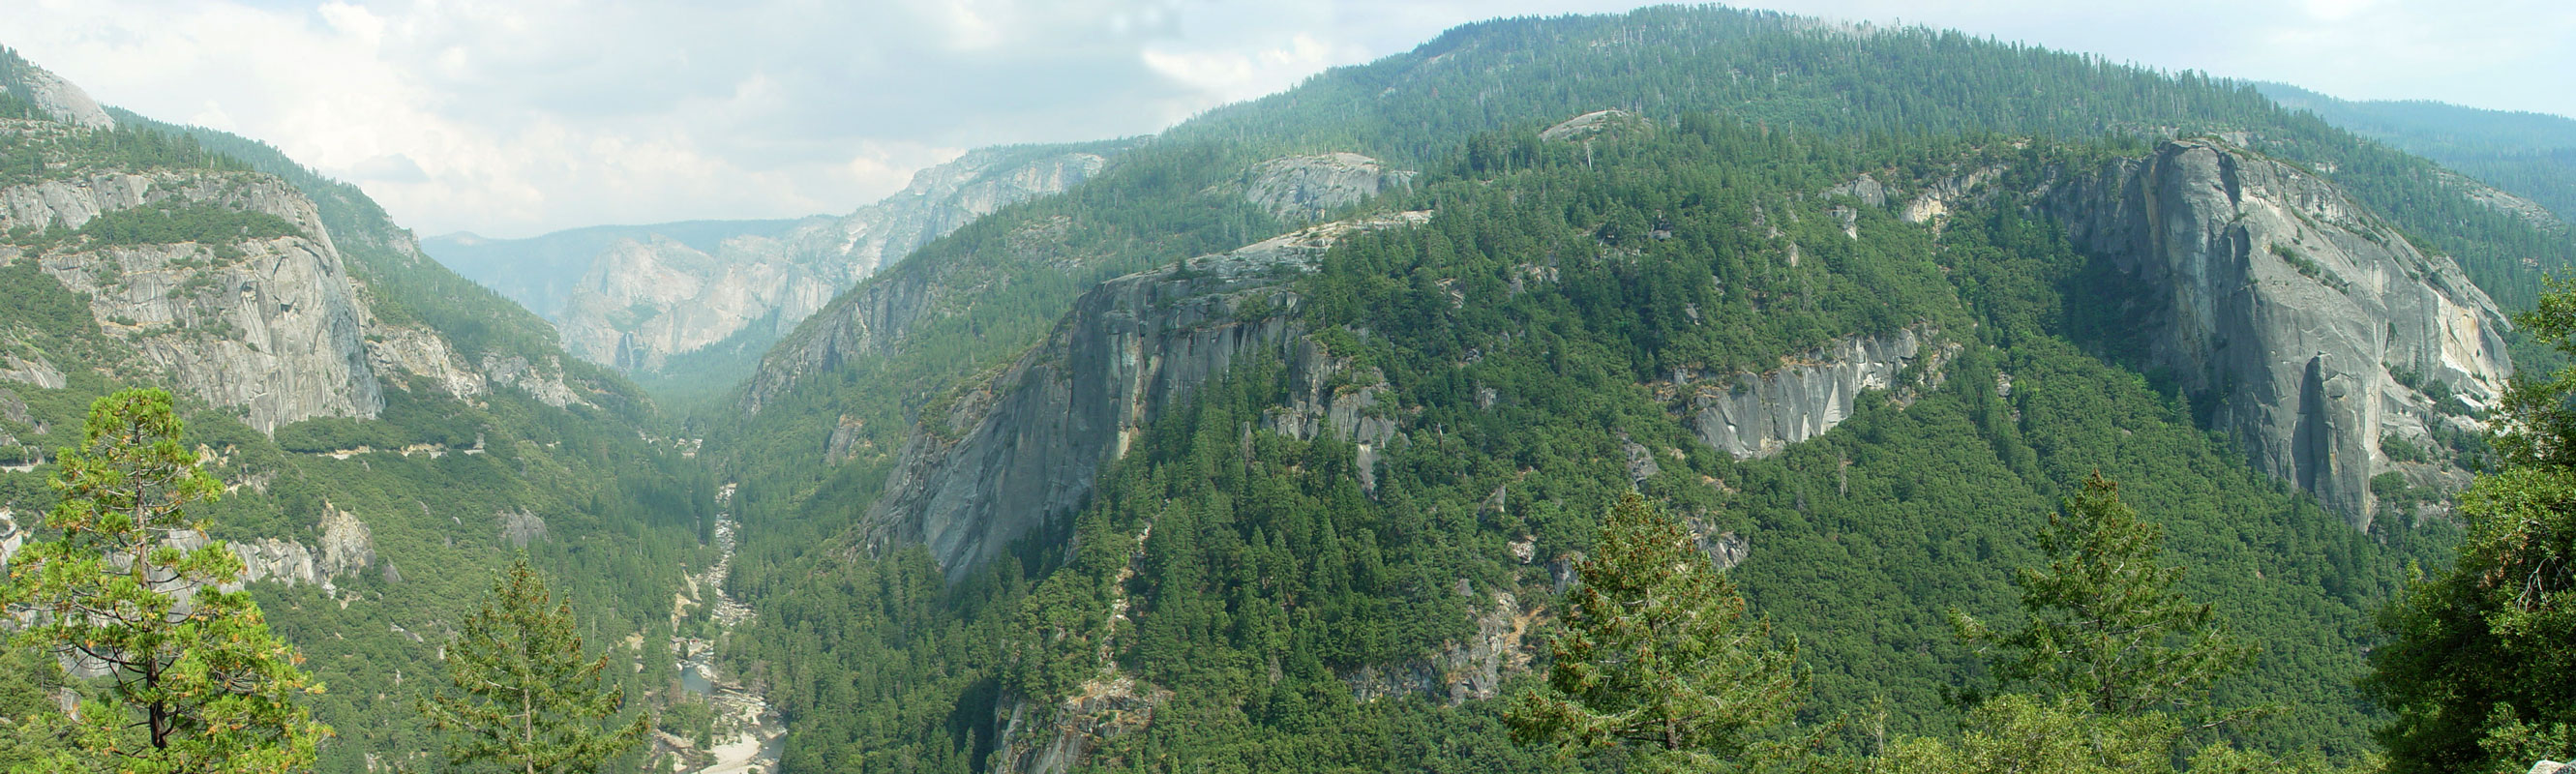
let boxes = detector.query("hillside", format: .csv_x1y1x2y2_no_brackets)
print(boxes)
4,6,2572,774
2259,81,2576,228
0,47,717,772
423,219,810,319
424,142,1129,410
702,8,2569,772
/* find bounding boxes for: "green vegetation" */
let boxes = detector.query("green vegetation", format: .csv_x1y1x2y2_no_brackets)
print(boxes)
7,8,2574,774
421,559,649,774
724,120,2439,771
0,51,716,772
2260,81,2576,228
3,201,302,253
0,389,330,773
1506,493,1809,773
2368,281,2576,774
1954,474,2255,721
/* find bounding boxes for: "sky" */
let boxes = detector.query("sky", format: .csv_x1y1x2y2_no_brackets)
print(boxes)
5,0,2570,239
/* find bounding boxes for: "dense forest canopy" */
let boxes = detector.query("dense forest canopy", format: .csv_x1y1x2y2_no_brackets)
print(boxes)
1,5,2572,773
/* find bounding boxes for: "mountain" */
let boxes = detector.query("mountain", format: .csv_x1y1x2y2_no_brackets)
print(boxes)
2258,82,2576,228
422,219,808,319
699,8,2576,771
427,143,1127,398
0,47,713,771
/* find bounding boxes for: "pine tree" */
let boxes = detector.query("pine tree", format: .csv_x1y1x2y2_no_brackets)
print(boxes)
1956,473,2255,719
421,558,647,774
0,388,330,773
1505,493,1804,774
2367,280,2576,774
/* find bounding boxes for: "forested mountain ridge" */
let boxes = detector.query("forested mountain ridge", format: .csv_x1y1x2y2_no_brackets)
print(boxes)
421,141,1127,411
716,6,2571,521
0,48,716,771
2258,81,2576,229
727,111,2480,771
704,7,2574,773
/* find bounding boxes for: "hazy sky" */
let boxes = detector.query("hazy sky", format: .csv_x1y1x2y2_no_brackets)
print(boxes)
6,0,2569,238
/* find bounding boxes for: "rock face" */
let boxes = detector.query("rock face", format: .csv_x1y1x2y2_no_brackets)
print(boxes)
858,213,1427,579
2046,139,2512,526
0,168,384,432
1540,109,1647,142
365,325,489,400
990,676,1170,774
1240,153,1414,222
550,145,1117,372
1668,327,1948,460
1342,592,1535,704
0,55,114,130
156,503,377,593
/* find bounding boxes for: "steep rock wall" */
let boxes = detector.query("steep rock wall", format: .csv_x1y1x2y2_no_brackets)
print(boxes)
2046,139,2511,526
1240,153,1414,222
1668,327,1948,460
1,170,383,432
554,146,1114,372
860,213,1427,579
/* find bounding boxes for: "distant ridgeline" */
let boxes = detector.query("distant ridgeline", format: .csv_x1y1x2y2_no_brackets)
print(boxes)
3,2,2572,771
2260,81,2576,230
0,45,713,772
704,6,2569,773
418,140,1132,413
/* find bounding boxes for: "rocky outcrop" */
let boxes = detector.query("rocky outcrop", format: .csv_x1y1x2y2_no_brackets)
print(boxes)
1240,153,1414,222
1664,326,1949,460
315,503,375,578
2045,138,2512,526
858,212,1427,579
1,169,384,432
1261,341,1398,492
2440,168,2565,233
0,352,64,389
0,56,114,130
990,676,1170,774
551,145,1117,372
736,254,946,417
478,353,585,408
1342,591,1535,705
1540,109,1647,142
157,502,377,593
498,509,548,548
366,325,489,400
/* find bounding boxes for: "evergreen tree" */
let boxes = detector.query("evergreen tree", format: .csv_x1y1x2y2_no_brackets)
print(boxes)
1505,493,1804,773
2368,281,2576,774
0,388,329,773
1955,473,2256,719
420,559,647,774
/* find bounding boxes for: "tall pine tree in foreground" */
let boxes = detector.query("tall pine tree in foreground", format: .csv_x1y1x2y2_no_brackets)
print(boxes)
1917,474,2335,774
1505,492,1806,774
0,388,329,773
421,558,647,774
2370,281,2576,774
1955,473,2256,719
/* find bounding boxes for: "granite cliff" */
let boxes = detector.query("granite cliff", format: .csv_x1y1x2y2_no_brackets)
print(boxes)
526,144,1119,372
0,164,383,432
859,212,1426,579
2045,138,2511,526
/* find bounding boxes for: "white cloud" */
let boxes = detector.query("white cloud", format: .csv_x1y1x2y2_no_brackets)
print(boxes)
0,0,2566,238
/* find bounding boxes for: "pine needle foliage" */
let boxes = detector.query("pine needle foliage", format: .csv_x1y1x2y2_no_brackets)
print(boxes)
1956,473,2257,719
1506,493,1804,773
2366,278,2576,774
420,559,646,774
0,388,329,773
